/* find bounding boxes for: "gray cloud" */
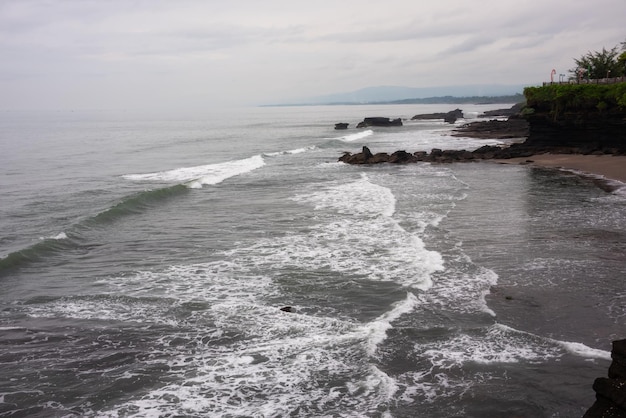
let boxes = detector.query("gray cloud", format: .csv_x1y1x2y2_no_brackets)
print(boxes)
1,0,624,110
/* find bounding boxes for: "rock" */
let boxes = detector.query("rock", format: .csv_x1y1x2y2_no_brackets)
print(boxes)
356,117,403,128
610,340,626,379
369,152,391,163
520,102,626,154
338,143,548,165
338,146,380,164
412,109,463,124
279,306,294,312
444,109,463,124
452,118,529,139
413,151,428,161
388,150,418,163
481,102,526,118
584,339,626,418
524,88,626,154
334,123,349,130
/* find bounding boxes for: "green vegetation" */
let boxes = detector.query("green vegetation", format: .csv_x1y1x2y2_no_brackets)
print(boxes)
570,39,626,79
524,83,626,117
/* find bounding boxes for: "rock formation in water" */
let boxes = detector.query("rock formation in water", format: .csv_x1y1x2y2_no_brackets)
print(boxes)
411,108,463,124
584,339,626,418
338,145,537,164
356,117,403,128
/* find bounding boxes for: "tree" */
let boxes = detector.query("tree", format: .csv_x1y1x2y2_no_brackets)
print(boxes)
618,51,626,77
570,46,621,79
619,39,626,76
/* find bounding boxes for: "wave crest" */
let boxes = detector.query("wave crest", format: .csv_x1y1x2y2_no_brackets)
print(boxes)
123,155,265,188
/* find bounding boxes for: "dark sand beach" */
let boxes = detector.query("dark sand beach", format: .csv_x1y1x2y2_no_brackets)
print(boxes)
496,154,626,184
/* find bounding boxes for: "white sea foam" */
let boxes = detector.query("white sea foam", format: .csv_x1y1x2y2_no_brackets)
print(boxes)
394,323,562,402
40,249,607,417
396,315,616,405
423,252,498,317
554,340,611,360
294,173,396,217
39,232,67,241
335,129,374,142
25,295,184,326
122,155,265,188
415,323,611,371
419,324,560,368
75,260,408,417
361,292,419,356
23,217,425,417
285,174,444,288
263,145,317,157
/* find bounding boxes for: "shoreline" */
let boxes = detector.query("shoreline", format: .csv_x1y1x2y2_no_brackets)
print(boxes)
494,153,626,190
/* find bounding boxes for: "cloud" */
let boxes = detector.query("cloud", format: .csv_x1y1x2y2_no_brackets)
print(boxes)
0,0,625,110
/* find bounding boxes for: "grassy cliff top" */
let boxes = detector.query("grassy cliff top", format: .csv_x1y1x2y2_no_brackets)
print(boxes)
524,83,626,113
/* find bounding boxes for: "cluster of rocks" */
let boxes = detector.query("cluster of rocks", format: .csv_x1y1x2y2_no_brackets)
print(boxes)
334,108,469,130
452,118,529,139
337,101,626,164
338,144,538,165
335,117,403,130
584,339,626,418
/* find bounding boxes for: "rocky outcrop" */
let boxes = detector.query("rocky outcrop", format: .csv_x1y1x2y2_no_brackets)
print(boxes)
452,118,529,139
523,84,626,154
411,109,463,124
524,109,626,154
356,117,403,128
480,102,526,117
584,339,626,418
338,144,538,164
334,123,349,130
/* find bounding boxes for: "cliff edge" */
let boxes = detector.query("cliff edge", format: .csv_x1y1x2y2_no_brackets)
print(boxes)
523,83,626,153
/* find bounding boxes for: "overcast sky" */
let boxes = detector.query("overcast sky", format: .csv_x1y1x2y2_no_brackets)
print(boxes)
1,0,624,110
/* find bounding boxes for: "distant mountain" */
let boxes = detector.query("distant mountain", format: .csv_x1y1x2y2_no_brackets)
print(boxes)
274,84,528,105
384,93,525,105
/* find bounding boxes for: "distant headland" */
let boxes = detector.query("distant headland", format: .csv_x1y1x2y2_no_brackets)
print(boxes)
262,84,526,107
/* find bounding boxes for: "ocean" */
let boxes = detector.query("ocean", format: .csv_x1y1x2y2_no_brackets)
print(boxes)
0,104,624,417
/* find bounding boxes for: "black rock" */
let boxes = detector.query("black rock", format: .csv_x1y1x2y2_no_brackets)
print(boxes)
356,117,403,128
584,339,626,417
412,109,463,124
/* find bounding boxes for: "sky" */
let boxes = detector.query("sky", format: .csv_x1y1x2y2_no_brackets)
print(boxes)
1,0,625,110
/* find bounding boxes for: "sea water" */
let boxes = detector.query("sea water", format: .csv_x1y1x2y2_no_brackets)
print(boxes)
0,105,624,417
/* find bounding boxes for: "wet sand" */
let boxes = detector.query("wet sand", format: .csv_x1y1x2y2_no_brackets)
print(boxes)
495,154,626,184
